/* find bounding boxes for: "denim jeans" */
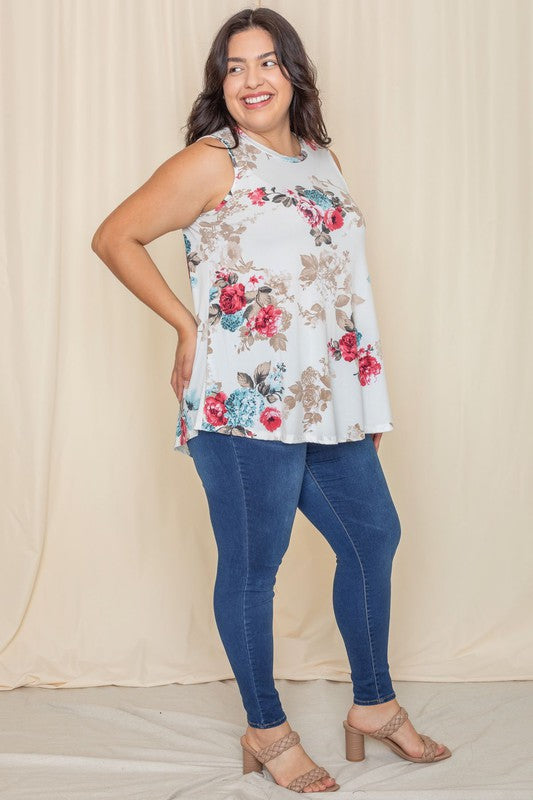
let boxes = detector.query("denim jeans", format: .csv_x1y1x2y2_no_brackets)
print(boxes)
187,429,402,729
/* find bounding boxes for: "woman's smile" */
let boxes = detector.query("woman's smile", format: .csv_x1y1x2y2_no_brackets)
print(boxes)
241,93,274,109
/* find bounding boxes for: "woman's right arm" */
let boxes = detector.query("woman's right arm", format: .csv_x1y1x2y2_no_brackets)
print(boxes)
90,137,233,403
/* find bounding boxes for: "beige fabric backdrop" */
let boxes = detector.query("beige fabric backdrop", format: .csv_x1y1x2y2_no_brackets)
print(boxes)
1,0,531,691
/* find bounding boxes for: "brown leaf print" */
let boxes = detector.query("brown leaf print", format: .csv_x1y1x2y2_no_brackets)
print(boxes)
335,294,350,307
283,358,333,432
268,332,288,351
346,422,365,441
298,254,319,287
237,371,254,388
298,302,326,327
335,308,355,332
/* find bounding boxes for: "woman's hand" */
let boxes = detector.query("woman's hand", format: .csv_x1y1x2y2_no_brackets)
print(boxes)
372,432,383,453
171,317,199,404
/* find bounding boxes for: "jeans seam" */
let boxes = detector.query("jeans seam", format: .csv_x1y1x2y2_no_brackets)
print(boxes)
304,461,384,702
230,436,266,726
247,713,287,728
353,691,396,705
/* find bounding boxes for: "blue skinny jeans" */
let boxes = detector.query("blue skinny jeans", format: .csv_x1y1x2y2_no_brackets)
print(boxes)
187,429,402,729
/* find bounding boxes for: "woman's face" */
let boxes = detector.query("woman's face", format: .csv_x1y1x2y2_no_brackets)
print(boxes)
222,27,294,134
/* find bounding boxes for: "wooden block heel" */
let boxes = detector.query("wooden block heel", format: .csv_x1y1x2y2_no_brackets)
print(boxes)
242,745,263,774
343,706,452,764
343,719,366,761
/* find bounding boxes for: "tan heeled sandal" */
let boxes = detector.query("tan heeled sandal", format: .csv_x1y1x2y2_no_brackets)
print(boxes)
241,729,340,792
343,705,451,763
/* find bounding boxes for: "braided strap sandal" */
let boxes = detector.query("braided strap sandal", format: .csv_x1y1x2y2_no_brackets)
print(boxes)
343,705,452,763
241,729,340,792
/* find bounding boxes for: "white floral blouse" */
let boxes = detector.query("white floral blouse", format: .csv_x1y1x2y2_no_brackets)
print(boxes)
174,124,393,456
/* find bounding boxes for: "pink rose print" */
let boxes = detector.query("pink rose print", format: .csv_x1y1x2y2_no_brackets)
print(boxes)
338,332,358,362
204,391,228,425
260,406,282,431
179,414,187,445
244,182,351,247
251,304,282,337
296,197,322,228
219,283,247,314
328,325,383,386
322,206,344,231
327,340,338,358
248,187,267,206
357,347,382,386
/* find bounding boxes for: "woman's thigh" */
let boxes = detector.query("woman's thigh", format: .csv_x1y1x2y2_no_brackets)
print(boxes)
188,430,308,564
297,435,401,560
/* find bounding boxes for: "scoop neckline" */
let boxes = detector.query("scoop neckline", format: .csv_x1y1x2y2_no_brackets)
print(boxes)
236,126,308,163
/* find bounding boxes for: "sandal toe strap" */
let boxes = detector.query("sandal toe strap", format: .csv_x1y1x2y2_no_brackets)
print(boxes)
419,733,439,761
286,765,329,792
255,730,300,764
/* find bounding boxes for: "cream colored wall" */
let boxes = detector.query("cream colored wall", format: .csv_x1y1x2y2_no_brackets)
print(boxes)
1,0,531,689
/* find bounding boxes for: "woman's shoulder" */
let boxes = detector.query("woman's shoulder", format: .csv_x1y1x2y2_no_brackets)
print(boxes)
194,125,235,146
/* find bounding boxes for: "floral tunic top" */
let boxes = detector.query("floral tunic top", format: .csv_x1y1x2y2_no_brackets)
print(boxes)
174,124,393,456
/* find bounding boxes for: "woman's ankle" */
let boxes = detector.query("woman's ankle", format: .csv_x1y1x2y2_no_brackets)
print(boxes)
246,719,291,741
351,697,399,713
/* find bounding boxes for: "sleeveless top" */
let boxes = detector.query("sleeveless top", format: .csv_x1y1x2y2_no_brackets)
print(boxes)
174,124,393,456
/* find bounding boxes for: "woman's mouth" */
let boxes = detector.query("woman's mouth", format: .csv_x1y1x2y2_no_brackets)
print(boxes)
241,93,274,109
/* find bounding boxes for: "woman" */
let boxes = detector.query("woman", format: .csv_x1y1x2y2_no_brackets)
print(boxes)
92,7,451,794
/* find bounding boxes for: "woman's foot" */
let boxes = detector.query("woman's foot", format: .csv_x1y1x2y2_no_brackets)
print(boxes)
245,720,337,792
347,698,447,758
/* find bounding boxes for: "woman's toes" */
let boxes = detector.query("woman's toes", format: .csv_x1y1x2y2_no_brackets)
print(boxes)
303,779,327,792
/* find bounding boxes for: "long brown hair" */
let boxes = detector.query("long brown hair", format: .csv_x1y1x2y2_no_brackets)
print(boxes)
182,7,331,151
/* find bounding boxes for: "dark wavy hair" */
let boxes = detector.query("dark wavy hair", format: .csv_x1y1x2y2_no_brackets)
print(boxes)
182,7,331,152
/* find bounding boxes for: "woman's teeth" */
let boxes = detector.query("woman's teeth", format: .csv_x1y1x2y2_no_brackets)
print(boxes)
243,94,272,105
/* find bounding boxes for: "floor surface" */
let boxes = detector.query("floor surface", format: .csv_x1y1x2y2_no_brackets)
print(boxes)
0,678,531,799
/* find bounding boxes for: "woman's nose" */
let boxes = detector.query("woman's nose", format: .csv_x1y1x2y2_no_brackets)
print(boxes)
244,69,264,90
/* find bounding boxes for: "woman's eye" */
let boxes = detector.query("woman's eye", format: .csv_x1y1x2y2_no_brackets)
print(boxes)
228,60,277,74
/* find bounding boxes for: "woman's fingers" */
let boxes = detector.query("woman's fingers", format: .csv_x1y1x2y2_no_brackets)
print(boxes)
172,343,196,403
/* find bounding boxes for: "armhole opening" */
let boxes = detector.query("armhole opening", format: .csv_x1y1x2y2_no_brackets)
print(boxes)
194,132,239,219
327,147,347,186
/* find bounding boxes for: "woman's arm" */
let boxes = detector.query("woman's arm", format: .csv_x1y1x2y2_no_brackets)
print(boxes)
90,138,234,334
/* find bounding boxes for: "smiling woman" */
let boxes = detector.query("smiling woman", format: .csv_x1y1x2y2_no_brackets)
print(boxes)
91,5,449,795
183,10,332,157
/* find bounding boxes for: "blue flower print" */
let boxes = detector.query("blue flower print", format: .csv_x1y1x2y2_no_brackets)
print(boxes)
266,362,286,395
182,232,191,255
225,387,266,428
302,188,333,209
183,384,201,411
221,309,245,331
